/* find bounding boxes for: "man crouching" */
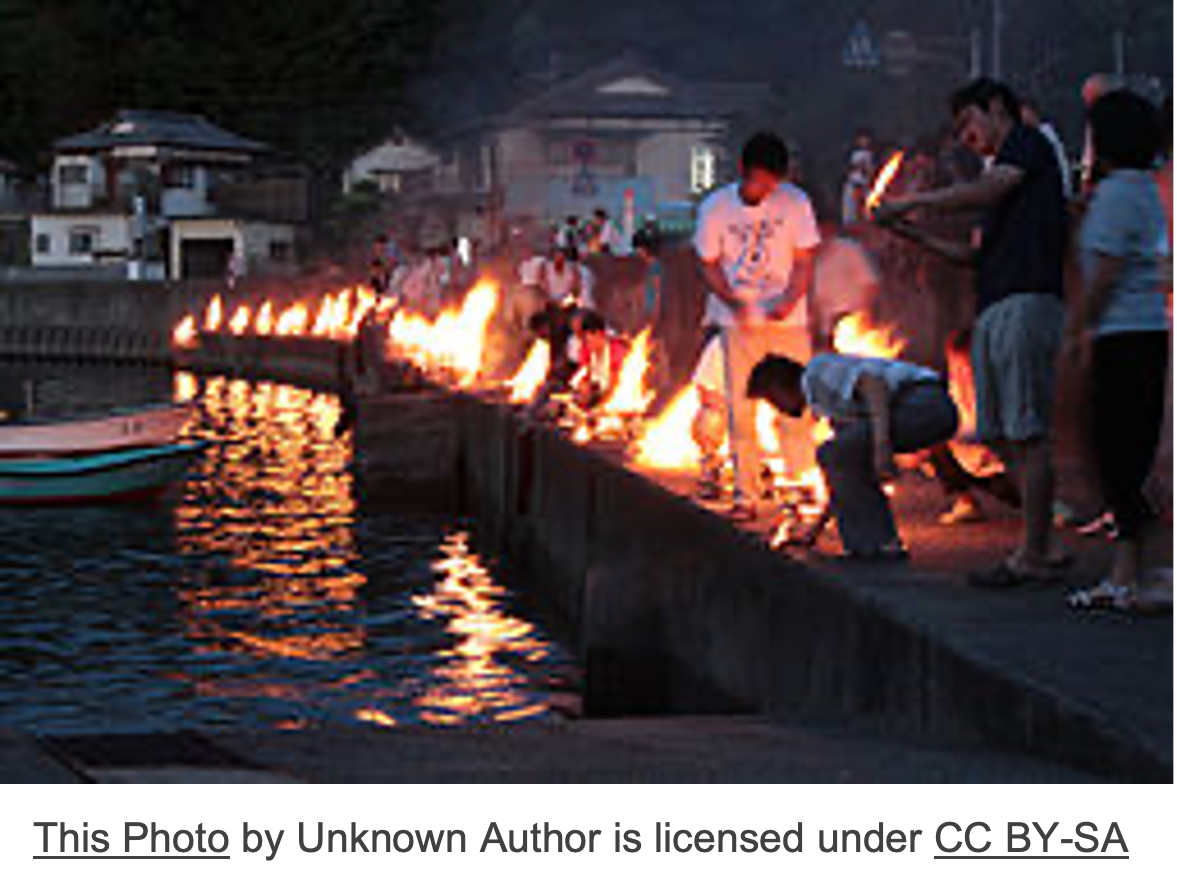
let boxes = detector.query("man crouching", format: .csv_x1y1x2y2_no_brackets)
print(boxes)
748,353,959,560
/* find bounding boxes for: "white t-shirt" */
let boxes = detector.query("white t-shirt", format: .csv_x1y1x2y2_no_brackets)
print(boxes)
536,260,596,309
802,353,940,424
518,255,546,287
694,181,821,327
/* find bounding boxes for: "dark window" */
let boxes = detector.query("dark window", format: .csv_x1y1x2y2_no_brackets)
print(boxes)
34,233,51,254
59,164,89,184
164,165,197,189
269,241,292,262
68,228,97,255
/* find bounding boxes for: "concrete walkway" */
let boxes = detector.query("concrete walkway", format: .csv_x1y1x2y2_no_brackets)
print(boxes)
677,470,1173,779
1,718,1100,784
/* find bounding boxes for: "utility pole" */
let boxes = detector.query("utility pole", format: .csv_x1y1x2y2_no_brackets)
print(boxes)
990,0,1004,79
969,28,983,78
1112,29,1126,77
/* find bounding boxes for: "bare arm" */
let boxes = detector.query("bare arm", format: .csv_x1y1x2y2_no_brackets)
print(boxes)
1071,252,1124,336
882,218,977,267
698,256,744,316
883,164,1025,217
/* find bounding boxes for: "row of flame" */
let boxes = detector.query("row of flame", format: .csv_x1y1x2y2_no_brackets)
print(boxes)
173,276,904,483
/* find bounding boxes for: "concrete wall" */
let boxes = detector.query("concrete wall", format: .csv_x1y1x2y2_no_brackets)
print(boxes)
0,280,195,362
451,396,1167,780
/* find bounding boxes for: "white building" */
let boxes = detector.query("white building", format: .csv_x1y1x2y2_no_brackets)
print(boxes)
433,54,780,235
30,110,298,280
342,133,439,195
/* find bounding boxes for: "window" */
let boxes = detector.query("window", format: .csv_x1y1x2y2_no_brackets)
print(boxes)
690,145,717,194
59,164,89,185
164,165,197,189
269,241,292,262
34,233,51,255
68,227,98,255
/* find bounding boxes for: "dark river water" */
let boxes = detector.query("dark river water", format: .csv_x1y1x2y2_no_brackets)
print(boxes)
0,365,578,733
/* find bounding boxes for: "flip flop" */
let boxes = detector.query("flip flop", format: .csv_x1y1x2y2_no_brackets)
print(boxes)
1066,581,1135,612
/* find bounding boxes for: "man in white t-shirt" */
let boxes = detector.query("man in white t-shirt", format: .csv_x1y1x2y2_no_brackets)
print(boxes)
693,131,821,516
537,247,595,310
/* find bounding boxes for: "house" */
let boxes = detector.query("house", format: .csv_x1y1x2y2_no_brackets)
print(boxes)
342,133,439,195
427,53,781,244
30,110,301,280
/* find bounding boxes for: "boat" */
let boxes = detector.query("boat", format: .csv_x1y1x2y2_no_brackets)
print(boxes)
0,403,191,459
0,441,207,506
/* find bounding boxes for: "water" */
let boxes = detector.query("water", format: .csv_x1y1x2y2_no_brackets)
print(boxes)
0,367,578,733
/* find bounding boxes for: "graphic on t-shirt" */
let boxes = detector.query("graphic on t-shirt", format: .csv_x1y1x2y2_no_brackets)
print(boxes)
727,216,781,293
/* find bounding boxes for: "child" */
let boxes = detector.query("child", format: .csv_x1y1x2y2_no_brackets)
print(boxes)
748,352,958,559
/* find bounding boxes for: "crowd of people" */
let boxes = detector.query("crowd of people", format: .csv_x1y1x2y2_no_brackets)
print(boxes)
360,72,1172,611
784,76,1170,607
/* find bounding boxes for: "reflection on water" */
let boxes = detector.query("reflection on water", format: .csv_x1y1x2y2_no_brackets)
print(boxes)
0,369,577,733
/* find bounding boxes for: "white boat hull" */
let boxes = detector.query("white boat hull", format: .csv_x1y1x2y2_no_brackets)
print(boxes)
0,404,190,458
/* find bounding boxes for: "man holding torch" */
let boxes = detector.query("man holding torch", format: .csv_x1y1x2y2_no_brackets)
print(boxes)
694,131,821,519
873,78,1069,588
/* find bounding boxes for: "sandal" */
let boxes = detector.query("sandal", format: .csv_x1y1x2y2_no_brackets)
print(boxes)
1066,580,1136,612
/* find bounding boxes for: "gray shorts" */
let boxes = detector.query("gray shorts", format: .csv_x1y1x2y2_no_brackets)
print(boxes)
972,292,1064,444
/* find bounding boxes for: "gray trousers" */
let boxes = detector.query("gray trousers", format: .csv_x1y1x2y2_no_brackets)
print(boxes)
818,382,959,554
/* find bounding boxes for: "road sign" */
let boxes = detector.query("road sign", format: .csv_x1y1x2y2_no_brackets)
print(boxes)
843,20,880,69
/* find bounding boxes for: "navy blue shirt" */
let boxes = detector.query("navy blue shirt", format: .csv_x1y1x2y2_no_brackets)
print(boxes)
975,124,1068,315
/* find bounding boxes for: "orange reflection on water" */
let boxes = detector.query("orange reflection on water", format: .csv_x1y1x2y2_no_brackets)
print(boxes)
169,373,572,728
174,375,365,679
408,531,556,726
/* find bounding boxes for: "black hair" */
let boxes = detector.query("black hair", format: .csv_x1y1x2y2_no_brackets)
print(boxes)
951,78,1022,122
741,131,790,177
1089,90,1161,171
560,245,580,263
579,310,607,333
631,228,661,257
747,354,806,412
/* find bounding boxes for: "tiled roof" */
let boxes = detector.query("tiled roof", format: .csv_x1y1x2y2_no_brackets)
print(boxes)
55,110,266,154
501,52,775,124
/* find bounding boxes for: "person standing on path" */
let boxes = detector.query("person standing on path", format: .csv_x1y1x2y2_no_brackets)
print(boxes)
693,131,821,519
876,78,1069,587
1065,91,1171,611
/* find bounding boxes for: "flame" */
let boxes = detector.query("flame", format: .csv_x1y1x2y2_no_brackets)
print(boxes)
254,301,275,337
832,312,906,359
275,302,309,337
507,340,551,403
173,314,197,348
386,280,500,387
633,386,703,471
599,328,654,417
866,150,904,212
228,305,251,336
203,294,223,332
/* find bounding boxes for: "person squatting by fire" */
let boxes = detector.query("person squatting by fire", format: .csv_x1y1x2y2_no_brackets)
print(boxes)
748,352,960,560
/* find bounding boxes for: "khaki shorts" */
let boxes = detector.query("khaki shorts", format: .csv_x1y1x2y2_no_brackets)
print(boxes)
972,292,1064,444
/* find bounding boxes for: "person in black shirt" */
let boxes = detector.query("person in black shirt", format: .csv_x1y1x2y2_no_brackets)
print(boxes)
875,78,1068,588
